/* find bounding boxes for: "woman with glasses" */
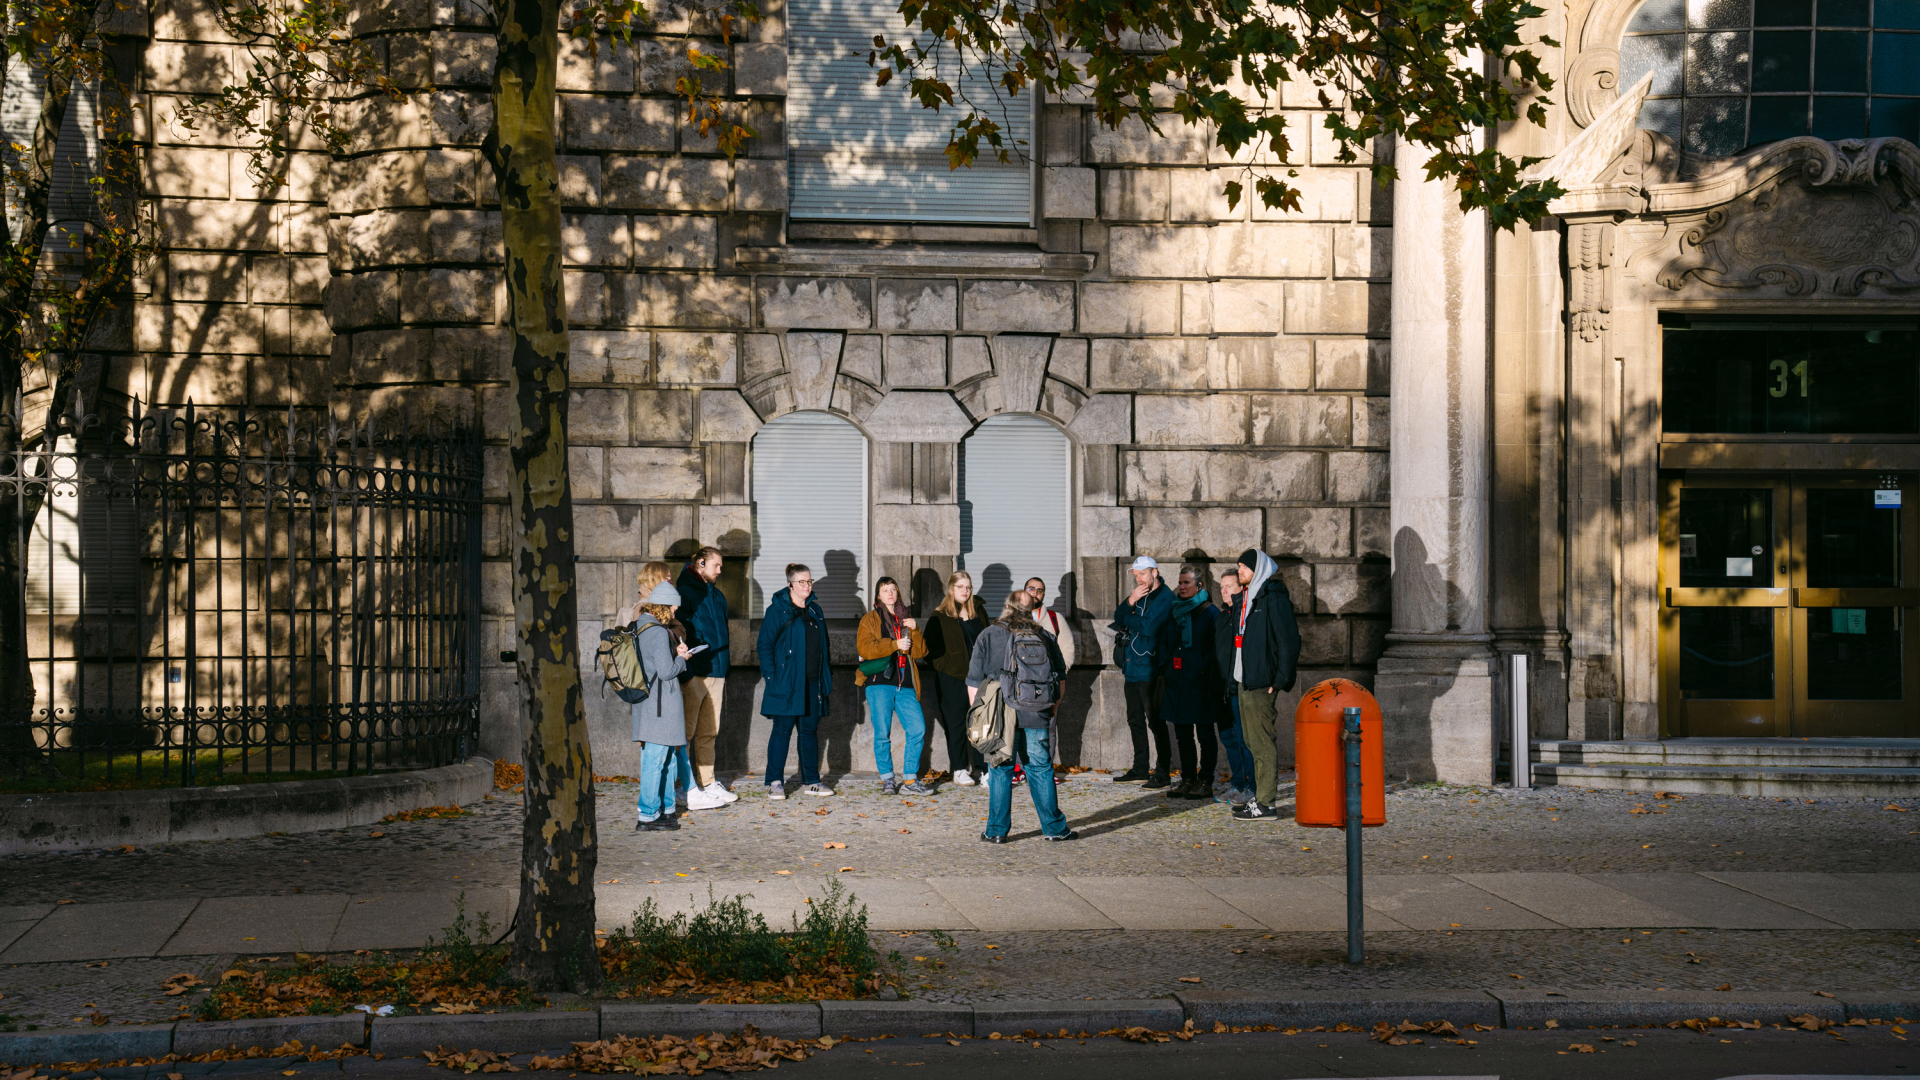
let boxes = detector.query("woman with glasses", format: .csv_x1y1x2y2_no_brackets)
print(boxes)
755,563,834,798
923,570,988,786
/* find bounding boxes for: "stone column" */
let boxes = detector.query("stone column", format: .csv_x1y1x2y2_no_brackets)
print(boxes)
1373,135,1498,784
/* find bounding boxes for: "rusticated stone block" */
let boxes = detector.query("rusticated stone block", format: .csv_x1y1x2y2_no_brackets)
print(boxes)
608,446,705,499
960,280,1073,332
1208,223,1332,278
265,308,331,355
1208,336,1311,390
649,274,752,328
1334,225,1391,279
426,148,481,204
1132,507,1262,560
351,327,432,383
876,279,956,331
559,155,602,207
1088,115,1212,164
1268,507,1351,559
574,329,651,382
1313,338,1374,390
435,326,511,382
735,158,788,211
571,388,631,442
1050,338,1089,387
1134,394,1246,445
564,96,675,151
429,90,492,146
569,271,608,326
949,336,990,382
698,390,762,442
1089,338,1204,390
144,147,229,198
840,335,882,386
1353,397,1388,447
657,331,737,384
874,504,960,555
635,38,699,92
559,34,636,92
168,252,243,303
1043,167,1095,219
326,271,400,330
634,215,717,268
1250,394,1350,447
345,209,430,267
1066,393,1131,443
1298,617,1349,664
1108,226,1208,278
1079,505,1132,557
1171,168,1244,222
604,157,729,210
742,332,784,380
633,389,694,442
758,277,871,329
158,199,276,251
1328,451,1388,502
733,42,786,95
862,391,973,442
1355,507,1389,558
885,336,944,387
432,31,495,87
572,446,607,499
1078,282,1177,336
1252,169,1358,222
419,268,495,323
1099,169,1169,222
1209,281,1284,334
1285,281,1386,336
136,303,262,355
563,213,632,267
283,205,329,254
1315,562,1389,614
144,42,233,94
1123,448,1322,503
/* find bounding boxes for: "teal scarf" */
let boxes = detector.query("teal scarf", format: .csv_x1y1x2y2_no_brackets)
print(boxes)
1170,594,1210,649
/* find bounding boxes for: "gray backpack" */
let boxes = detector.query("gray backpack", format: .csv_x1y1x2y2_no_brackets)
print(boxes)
1003,629,1059,711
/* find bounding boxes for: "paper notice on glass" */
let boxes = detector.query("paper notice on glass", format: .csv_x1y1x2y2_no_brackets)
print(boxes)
1680,534,1698,558
1725,557,1753,577
1876,489,1902,509
1832,608,1867,635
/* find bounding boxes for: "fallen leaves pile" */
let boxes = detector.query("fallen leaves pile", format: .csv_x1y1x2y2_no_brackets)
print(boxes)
423,1047,522,1073
188,954,534,1022
1372,1020,1462,1045
384,805,468,823
526,1029,832,1074
493,761,525,789
597,951,874,1006
0,1039,372,1077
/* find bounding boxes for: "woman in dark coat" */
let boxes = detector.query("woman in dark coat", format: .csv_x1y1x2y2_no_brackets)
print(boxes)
1159,564,1221,800
756,562,833,799
922,570,987,785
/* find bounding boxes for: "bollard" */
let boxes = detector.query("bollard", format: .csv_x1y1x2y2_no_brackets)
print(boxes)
1342,705,1363,965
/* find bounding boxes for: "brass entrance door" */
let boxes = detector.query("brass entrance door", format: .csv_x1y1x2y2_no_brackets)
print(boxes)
1659,472,1920,737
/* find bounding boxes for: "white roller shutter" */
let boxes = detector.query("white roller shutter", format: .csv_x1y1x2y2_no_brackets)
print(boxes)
750,412,870,617
3,57,99,248
25,439,80,614
959,415,1069,616
788,0,1034,224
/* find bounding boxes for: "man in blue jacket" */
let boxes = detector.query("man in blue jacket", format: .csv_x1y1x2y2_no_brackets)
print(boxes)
1111,555,1175,788
756,563,834,799
675,546,736,810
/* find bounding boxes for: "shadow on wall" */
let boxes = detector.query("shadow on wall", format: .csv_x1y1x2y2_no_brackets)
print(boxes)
1378,525,1459,781
816,548,863,616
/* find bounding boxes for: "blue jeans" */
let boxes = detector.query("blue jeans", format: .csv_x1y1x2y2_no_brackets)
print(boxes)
866,684,926,780
1221,696,1255,791
637,742,691,821
766,714,821,785
985,727,1069,838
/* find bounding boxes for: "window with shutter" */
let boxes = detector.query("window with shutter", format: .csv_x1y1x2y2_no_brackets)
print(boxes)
3,58,100,266
750,411,870,617
26,436,137,615
787,0,1035,224
958,414,1071,616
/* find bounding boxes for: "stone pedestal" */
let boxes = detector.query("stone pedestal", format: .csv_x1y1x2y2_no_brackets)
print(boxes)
1373,133,1498,784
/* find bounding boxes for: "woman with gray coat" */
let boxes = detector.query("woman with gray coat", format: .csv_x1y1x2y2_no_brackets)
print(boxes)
632,580,694,831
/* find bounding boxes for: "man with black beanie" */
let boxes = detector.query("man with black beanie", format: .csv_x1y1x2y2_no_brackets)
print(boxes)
1215,548,1301,820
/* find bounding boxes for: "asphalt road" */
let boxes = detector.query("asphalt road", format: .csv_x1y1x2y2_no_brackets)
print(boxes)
51,1028,1916,1080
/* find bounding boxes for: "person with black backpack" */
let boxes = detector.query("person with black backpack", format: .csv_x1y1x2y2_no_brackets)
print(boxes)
965,589,1075,843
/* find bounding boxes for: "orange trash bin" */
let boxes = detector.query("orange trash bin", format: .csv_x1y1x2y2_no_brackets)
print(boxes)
1294,678,1385,828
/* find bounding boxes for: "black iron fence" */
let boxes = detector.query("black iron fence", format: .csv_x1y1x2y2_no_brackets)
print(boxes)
0,405,484,785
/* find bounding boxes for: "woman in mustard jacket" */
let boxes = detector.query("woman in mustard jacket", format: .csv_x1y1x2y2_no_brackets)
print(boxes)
856,576,929,795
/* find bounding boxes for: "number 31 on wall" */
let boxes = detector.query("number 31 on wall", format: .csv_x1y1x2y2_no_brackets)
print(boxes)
1768,359,1811,398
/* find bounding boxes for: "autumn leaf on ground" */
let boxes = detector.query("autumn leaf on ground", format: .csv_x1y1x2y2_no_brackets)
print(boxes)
823,842,846,849
838,866,855,872
1177,977,1201,983
1569,1044,1596,1053
162,973,203,996
1715,983,1732,991
431,1002,480,1014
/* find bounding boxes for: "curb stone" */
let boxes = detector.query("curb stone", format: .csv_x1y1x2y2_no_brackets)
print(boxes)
1492,991,1843,1029
600,1004,821,1040
0,1026,175,1063
368,1011,600,1057
1174,990,1503,1029
819,1001,974,1038
971,1000,1183,1036
172,1014,367,1056
0,990,1912,1065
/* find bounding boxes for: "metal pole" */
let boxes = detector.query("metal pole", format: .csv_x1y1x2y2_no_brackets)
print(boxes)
1344,704,1363,965
1511,653,1531,789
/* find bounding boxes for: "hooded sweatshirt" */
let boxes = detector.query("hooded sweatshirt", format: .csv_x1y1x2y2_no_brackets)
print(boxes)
1234,549,1276,684
1215,549,1301,693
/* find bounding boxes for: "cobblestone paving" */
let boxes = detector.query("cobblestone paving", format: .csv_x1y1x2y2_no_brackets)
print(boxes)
0,955,232,1033
4,779,1916,902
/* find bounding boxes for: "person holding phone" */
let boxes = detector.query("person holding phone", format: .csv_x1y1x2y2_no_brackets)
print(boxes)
631,580,696,831
856,576,929,795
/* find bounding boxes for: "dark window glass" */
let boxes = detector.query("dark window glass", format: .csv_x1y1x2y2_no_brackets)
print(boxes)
1662,322,1920,434
1679,608,1776,699
1756,0,1813,22
1872,95,1920,137
1818,0,1871,25
1806,608,1903,698
1695,0,1756,26
1873,31,1920,93
1812,94,1870,134
1679,488,1775,588
1754,29,1813,88
1751,94,1812,137
1805,489,1902,588
1880,0,1920,29
1814,29,1871,89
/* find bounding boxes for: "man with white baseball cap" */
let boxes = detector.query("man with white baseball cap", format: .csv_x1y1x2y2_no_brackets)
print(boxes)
1109,555,1175,786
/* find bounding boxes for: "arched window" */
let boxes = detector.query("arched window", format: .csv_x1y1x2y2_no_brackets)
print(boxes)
958,415,1072,616
1621,0,1920,156
749,412,869,617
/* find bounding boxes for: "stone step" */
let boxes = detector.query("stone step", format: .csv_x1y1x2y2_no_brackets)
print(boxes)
1533,738,1920,769
1530,761,1920,797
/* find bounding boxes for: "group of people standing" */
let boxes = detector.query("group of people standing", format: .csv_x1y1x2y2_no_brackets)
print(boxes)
621,545,1303,834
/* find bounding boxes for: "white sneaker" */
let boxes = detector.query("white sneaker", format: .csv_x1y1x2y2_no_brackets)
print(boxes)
703,782,739,804
686,786,730,811
952,769,975,786
766,781,786,800
802,782,835,797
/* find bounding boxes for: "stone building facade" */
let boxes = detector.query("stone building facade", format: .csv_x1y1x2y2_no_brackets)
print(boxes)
102,0,1920,784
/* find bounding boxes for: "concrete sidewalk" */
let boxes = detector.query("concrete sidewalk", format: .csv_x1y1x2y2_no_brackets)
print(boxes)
3,871,1916,963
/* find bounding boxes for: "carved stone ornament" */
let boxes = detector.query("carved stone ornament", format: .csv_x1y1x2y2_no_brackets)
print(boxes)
1655,140,1920,295
1567,47,1621,130
1569,223,1614,341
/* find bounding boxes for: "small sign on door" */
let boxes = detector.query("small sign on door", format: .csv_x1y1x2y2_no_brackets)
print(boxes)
1832,608,1867,635
1726,557,1753,577
1875,489,1902,509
